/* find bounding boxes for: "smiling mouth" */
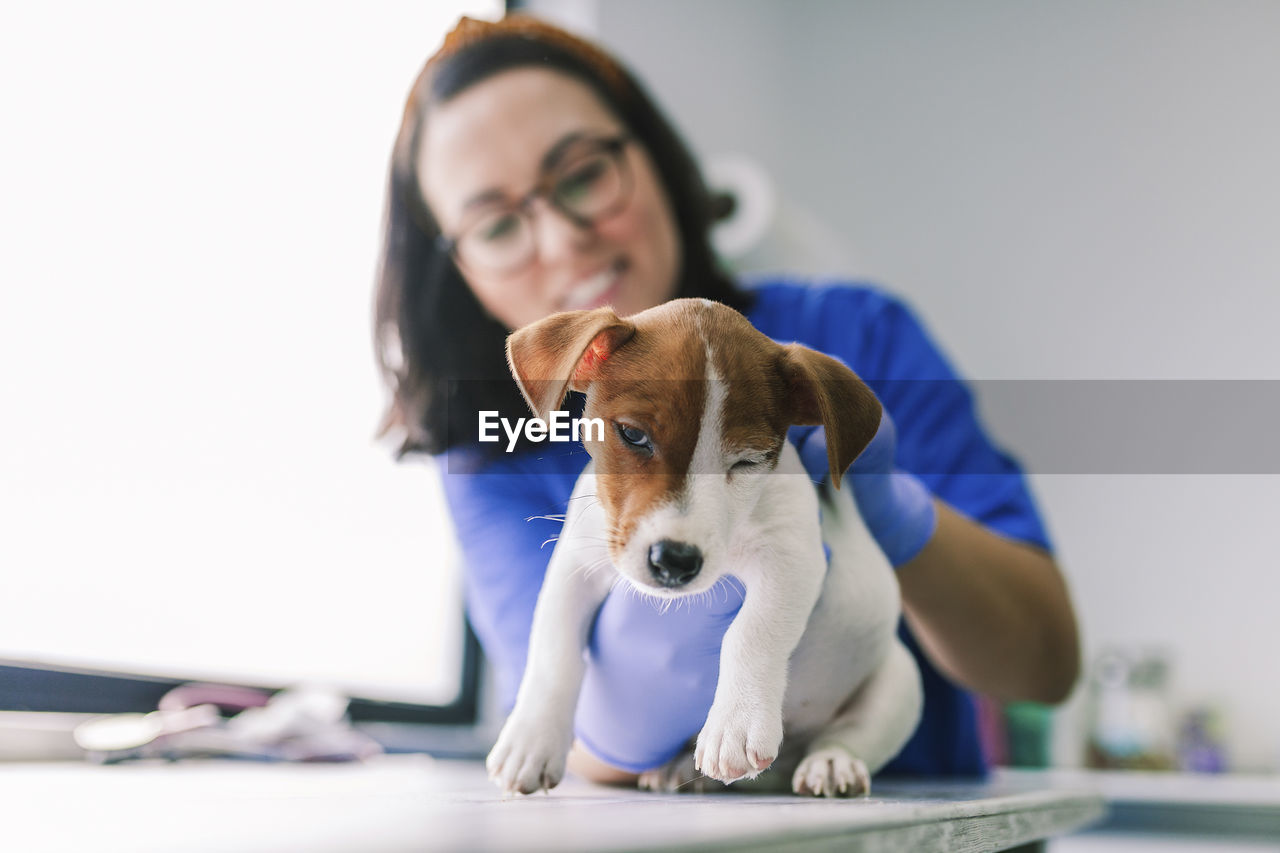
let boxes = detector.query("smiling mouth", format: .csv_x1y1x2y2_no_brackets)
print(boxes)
561,259,626,310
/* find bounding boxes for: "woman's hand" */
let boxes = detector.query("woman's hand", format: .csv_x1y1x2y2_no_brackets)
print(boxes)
790,411,937,567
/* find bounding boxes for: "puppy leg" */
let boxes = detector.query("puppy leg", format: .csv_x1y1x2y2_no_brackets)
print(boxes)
486,475,614,795
792,638,923,797
695,559,825,785
486,564,612,794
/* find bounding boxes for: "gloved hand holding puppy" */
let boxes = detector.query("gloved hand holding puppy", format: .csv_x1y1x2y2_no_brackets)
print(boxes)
574,410,935,776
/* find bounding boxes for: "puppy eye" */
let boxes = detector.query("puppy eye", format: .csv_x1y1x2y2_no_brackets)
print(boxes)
729,450,777,475
616,424,652,451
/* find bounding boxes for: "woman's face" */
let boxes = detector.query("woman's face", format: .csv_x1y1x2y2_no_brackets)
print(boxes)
418,68,682,331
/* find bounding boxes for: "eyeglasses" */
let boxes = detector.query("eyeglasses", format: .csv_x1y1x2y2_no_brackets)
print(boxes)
438,134,633,274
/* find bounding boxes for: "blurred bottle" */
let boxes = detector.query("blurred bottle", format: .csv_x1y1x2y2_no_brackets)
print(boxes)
1177,706,1227,773
1005,702,1053,768
1084,648,1176,770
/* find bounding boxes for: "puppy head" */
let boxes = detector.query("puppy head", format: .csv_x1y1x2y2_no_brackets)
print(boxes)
507,299,881,595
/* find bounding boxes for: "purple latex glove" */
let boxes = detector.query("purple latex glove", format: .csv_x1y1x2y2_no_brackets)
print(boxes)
575,576,745,773
790,409,937,568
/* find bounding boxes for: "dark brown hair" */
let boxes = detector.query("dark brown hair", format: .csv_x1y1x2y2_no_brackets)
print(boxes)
373,16,748,457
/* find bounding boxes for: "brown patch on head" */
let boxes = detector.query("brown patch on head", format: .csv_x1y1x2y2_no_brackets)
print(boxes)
576,302,708,554
685,299,883,489
696,302,795,465
505,303,708,559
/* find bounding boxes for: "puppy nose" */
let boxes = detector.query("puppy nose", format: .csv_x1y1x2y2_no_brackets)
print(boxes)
648,539,703,587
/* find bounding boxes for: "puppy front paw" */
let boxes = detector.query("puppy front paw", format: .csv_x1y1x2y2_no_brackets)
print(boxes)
485,711,573,795
792,746,871,798
694,703,783,784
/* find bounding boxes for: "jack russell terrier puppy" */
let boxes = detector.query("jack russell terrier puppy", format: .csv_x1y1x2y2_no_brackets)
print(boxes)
486,298,922,797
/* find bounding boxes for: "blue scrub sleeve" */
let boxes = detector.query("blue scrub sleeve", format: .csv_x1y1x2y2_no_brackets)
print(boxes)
439,457,574,709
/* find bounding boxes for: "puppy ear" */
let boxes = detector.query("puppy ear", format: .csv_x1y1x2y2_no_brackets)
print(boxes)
781,344,882,489
506,308,636,421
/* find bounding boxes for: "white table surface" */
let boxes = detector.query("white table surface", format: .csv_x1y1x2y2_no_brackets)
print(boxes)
1,755,1105,853
1019,767,1280,843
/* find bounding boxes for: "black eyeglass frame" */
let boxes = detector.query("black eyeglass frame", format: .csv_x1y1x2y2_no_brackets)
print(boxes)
434,134,634,273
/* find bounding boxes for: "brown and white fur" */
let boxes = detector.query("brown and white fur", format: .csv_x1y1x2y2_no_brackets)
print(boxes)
486,298,922,797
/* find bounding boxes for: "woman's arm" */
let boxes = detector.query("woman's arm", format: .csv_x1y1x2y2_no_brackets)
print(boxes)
787,285,1083,708
897,500,1080,704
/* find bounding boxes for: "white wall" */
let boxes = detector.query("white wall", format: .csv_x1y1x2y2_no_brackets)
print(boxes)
0,1,504,706
531,0,1280,771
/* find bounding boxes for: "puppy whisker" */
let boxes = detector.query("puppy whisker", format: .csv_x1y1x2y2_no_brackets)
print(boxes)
578,556,614,581
560,539,611,558
675,772,713,792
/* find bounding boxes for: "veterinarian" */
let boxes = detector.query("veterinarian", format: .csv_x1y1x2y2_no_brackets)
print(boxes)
374,15,1080,782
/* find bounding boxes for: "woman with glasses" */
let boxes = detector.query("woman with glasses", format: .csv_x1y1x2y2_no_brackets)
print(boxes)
374,15,1080,787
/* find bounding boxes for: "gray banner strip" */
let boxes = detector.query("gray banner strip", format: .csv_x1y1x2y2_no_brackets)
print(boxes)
443,380,1280,474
